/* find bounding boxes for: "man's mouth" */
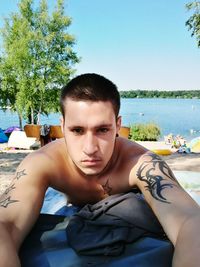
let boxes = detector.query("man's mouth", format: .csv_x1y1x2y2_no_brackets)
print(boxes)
81,159,102,166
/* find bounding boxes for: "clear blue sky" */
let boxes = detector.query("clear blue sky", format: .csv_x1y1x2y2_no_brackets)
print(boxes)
0,0,200,91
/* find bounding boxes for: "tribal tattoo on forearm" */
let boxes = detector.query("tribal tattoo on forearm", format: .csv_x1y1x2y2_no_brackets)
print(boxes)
136,153,178,204
0,169,27,208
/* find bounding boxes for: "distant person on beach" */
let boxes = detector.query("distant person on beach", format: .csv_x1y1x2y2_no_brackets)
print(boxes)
0,73,200,267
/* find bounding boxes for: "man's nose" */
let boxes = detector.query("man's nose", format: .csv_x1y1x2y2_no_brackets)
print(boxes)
83,133,98,155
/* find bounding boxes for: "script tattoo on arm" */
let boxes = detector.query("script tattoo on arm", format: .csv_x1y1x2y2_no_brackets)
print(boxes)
136,153,178,204
0,169,27,208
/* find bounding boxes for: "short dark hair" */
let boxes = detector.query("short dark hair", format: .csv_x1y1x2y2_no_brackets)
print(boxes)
60,73,120,118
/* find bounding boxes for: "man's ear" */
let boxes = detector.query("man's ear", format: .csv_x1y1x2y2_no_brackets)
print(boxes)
116,116,122,135
60,116,64,134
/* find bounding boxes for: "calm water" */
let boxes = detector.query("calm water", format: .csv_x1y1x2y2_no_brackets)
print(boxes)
1,98,200,140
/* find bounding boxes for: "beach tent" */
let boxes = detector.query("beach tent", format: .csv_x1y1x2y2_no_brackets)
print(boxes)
7,130,38,149
0,128,8,143
189,137,200,153
4,126,20,136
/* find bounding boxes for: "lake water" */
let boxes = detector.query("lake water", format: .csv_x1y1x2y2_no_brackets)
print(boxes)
1,98,200,141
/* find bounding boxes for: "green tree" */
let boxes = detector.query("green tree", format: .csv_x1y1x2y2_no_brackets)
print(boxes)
186,1,200,47
0,0,79,127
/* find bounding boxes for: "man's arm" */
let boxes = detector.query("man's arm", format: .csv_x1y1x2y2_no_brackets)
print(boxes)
0,152,50,267
131,151,200,267
0,222,21,267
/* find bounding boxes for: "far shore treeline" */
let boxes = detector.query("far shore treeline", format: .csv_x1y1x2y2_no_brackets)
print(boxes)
120,90,200,99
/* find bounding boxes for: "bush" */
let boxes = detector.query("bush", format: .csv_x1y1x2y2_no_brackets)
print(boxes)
130,122,161,141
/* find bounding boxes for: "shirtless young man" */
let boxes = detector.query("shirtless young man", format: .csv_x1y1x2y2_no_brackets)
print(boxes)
0,73,199,267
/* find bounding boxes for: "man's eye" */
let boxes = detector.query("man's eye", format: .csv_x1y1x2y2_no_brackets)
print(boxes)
98,128,109,133
72,128,83,135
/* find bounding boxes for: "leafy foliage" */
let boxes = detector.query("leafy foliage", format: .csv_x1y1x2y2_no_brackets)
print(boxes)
130,123,161,141
0,0,80,126
186,1,200,47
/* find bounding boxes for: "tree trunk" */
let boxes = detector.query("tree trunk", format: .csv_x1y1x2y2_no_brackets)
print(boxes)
17,111,23,129
31,108,34,124
37,105,42,125
37,111,40,125
27,109,38,124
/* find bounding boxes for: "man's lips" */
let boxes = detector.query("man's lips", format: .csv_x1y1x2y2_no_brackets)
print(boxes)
81,159,102,165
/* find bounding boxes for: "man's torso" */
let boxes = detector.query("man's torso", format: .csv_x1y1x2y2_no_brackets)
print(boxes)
36,138,147,206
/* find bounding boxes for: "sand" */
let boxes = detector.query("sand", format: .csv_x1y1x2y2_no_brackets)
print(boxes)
0,152,31,194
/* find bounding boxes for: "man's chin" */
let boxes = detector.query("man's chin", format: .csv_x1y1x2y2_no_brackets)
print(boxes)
79,166,105,177
81,169,102,177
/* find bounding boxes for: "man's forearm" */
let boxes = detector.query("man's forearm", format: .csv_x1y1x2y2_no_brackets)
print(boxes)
172,215,200,267
0,223,21,267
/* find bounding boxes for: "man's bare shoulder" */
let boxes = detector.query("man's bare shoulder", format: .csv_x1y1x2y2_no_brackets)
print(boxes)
117,137,148,159
36,138,66,157
28,138,65,160
19,139,67,180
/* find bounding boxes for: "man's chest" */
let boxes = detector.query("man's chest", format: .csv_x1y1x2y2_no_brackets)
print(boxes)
62,173,133,206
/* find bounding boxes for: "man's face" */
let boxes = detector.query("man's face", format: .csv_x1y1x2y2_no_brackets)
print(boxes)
61,98,121,176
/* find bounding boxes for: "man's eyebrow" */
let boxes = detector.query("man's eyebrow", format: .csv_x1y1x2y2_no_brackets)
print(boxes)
66,124,113,129
67,125,83,128
95,124,113,128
